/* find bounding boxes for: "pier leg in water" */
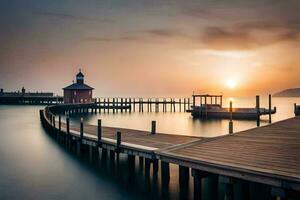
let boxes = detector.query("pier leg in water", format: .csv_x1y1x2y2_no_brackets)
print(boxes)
179,165,190,199
127,155,135,180
161,161,170,185
192,169,203,200
220,176,235,200
109,150,115,174
139,156,144,171
145,158,151,177
152,159,159,176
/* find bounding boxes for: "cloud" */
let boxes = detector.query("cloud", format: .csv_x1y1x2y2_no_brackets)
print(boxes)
33,11,113,23
84,28,188,43
201,20,300,50
85,35,143,43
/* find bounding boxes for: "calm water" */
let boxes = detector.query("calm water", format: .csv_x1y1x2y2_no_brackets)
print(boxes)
0,97,298,200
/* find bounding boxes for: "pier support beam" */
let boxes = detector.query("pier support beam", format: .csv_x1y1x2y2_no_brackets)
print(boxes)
179,166,190,186
220,176,235,200
145,158,151,176
152,159,159,174
161,161,170,185
139,156,144,170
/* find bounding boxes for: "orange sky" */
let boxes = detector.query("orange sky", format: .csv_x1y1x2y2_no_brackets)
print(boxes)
0,0,299,97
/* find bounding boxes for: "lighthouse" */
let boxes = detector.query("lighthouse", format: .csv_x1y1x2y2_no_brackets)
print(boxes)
63,70,94,104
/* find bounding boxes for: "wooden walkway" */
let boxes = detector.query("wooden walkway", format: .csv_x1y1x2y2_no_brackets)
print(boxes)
41,104,300,198
159,117,300,190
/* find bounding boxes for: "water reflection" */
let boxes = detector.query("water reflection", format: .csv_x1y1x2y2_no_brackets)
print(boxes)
1,96,299,200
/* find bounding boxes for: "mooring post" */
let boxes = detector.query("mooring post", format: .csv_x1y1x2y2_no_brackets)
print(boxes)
58,115,61,131
52,115,56,128
80,117,84,143
66,116,70,145
151,120,156,135
229,101,233,134
107,98,110,113
256,95,260,127
98,119,102,147
269,94,272,123
116,131,121,155
179,98,182,112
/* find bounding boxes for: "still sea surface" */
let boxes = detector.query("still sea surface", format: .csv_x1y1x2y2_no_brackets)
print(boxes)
0,97,298,200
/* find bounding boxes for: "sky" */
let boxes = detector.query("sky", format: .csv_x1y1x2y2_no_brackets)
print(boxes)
0,0,299,97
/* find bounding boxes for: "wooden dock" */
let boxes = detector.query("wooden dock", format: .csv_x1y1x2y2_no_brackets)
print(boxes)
40,104,300,199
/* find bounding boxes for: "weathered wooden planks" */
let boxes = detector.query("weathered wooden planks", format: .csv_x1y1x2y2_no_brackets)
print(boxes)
159,116,300,189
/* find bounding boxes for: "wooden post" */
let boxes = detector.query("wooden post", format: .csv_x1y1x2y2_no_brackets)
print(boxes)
192,95,195,107
52,115,56,128
66,117,70,134
121,98,123,113
179,166,189,187
161,161,170,184
229,101,233,134
98,119,102,147
107,98,110,113
133,98,135,112
173,98,176,112
269,94,272,123
80,117,83,143
116,131,121,151
179,98,182,112
153,159,159,174
294,103,297,116
256,95,260,127
188,98,190,110
151,120,156,135
58,115,61,131
193,169,202,200
129,98,132,113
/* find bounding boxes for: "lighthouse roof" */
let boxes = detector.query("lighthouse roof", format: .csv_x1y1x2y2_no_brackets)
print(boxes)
63,82,94,90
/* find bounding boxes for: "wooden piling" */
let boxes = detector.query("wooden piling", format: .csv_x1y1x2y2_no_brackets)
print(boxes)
98,119,102,147
58,115,61,131
269,94,272,123
80,117,83,143
179,166,189,186
151,120,156,135
153,159,159,174
161,161,170,184
229,101,233,134
256,95,260,127
116,131,121,153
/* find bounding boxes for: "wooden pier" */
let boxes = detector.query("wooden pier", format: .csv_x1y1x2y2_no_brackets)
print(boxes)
40,104,300,199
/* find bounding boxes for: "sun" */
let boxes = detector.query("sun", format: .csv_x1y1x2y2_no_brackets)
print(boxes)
226,79,237,89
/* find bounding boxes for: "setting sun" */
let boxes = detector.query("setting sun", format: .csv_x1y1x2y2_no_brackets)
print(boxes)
226,79,237,89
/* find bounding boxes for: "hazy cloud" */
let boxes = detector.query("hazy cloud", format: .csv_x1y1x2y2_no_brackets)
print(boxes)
201,20,300,50
33,11,113,23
